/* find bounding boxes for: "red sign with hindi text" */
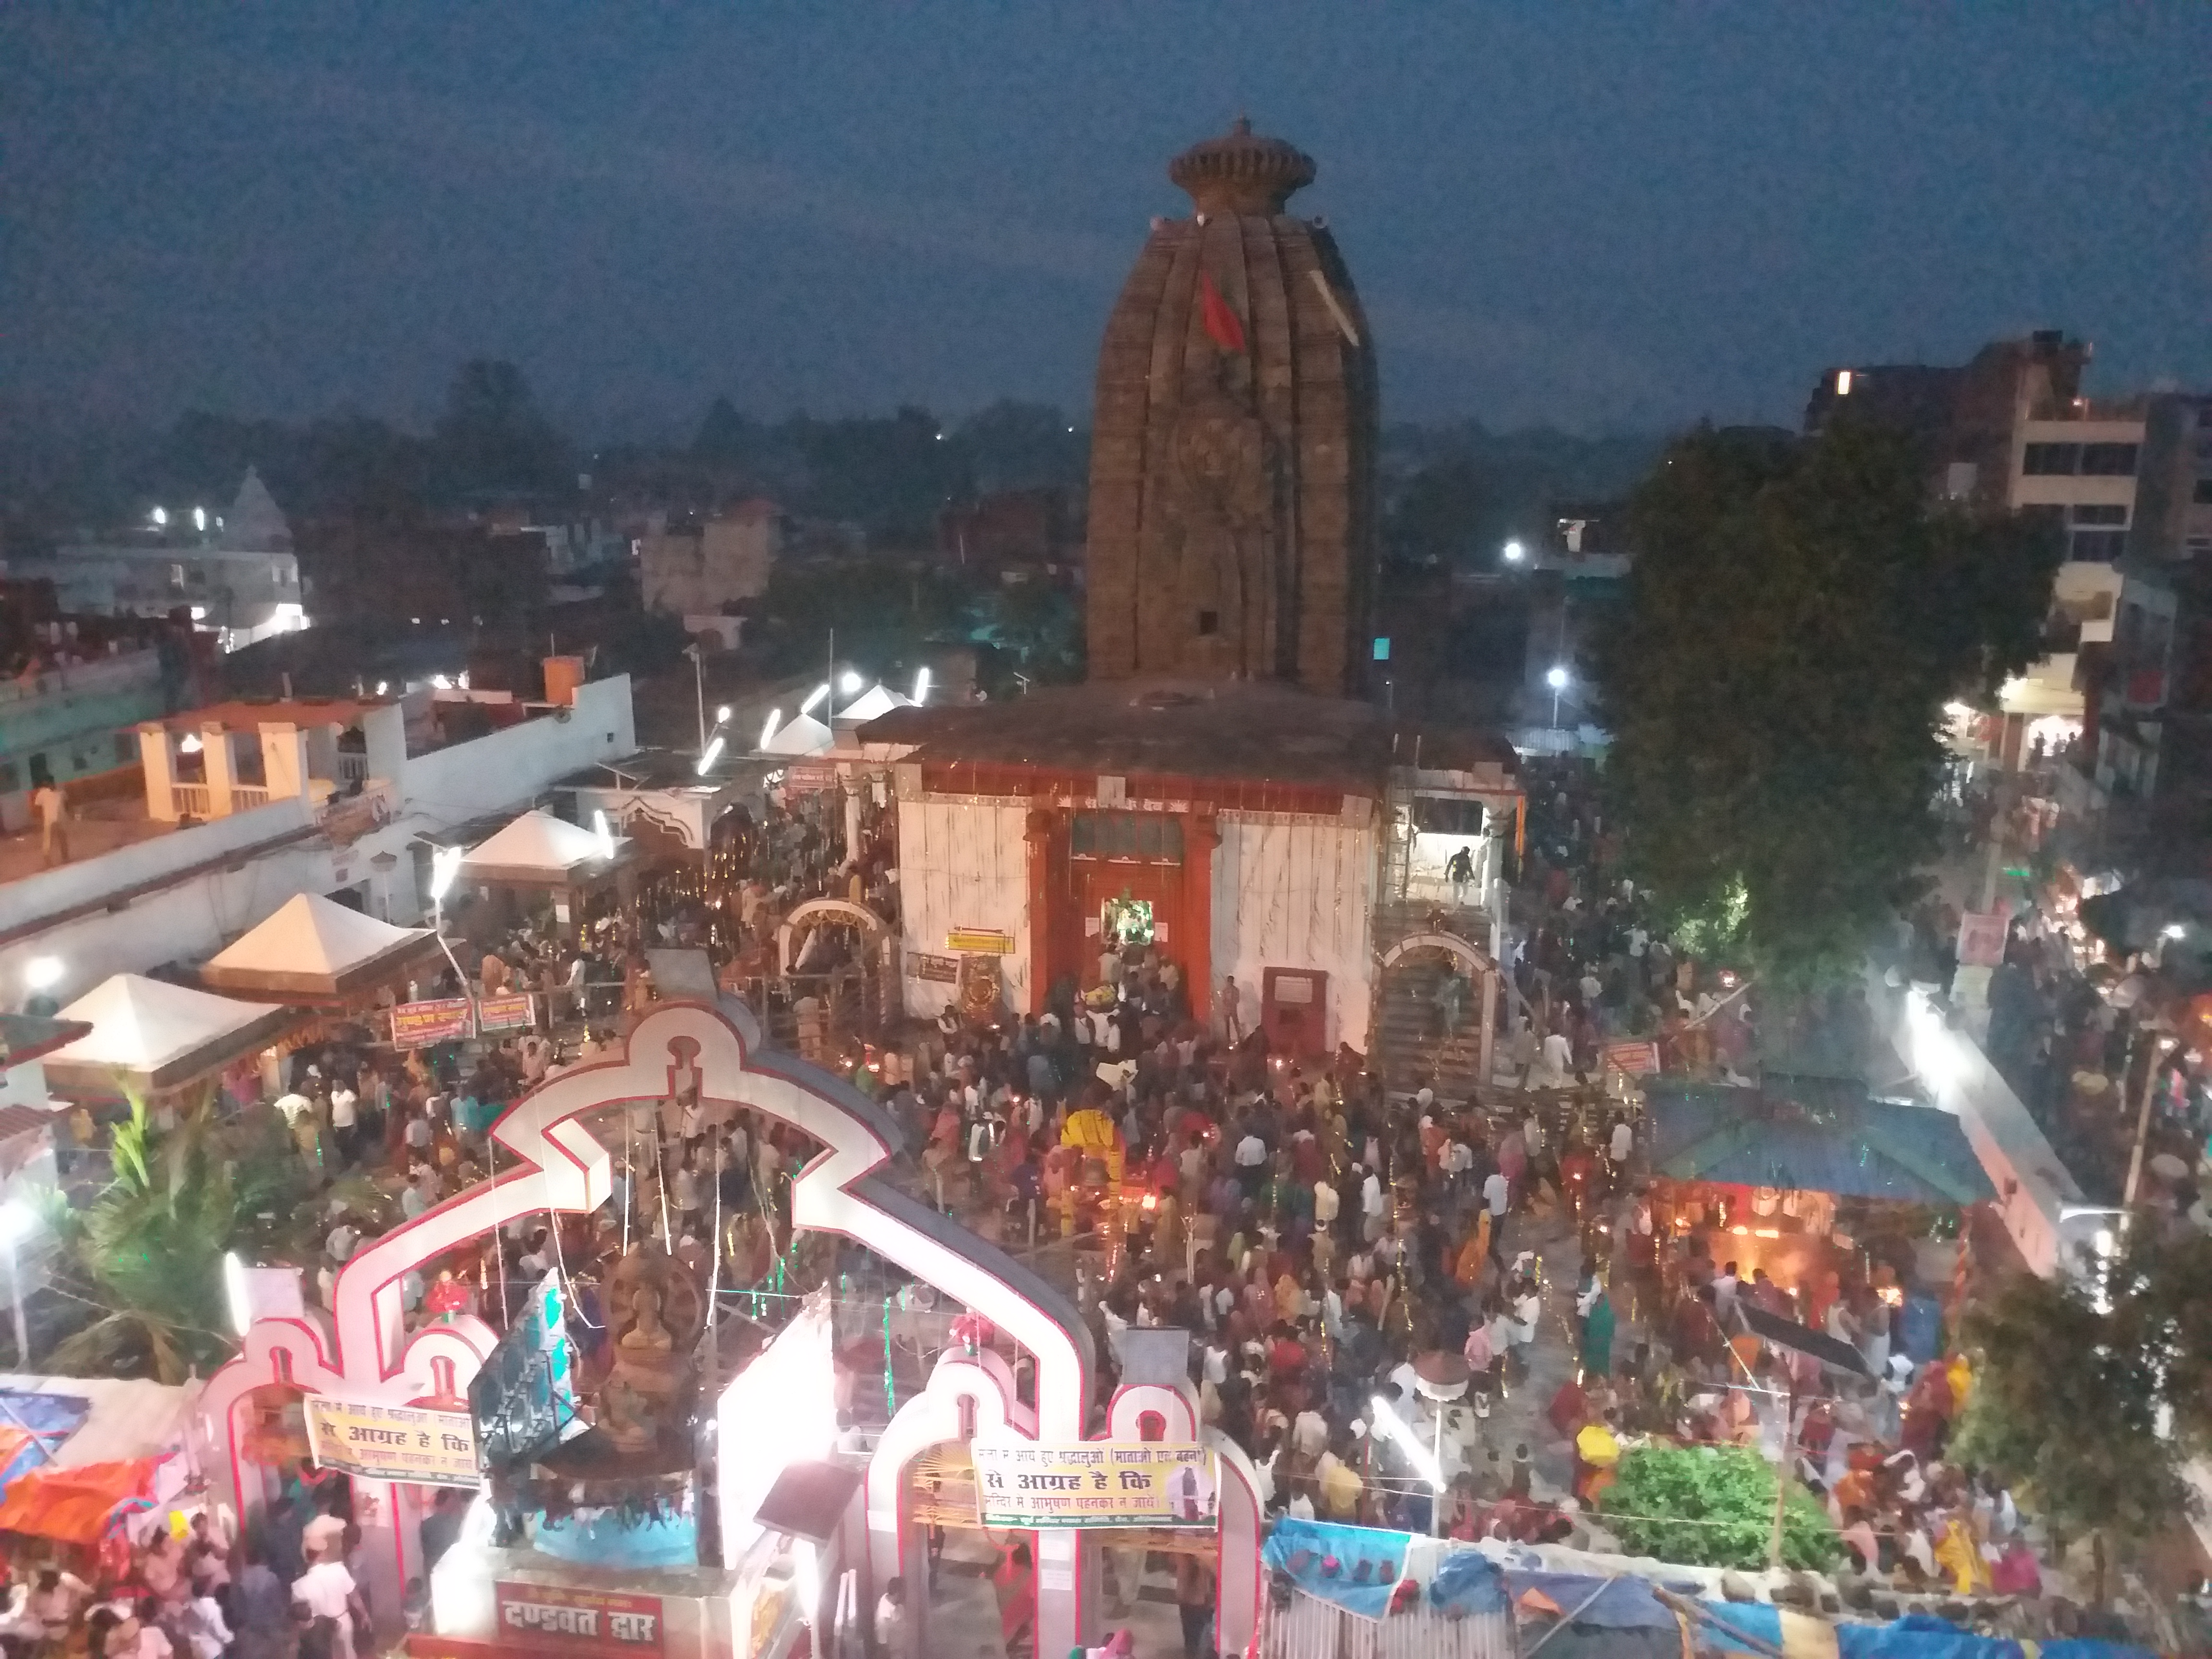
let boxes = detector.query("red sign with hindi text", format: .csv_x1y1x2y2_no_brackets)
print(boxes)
493,1584,663,1655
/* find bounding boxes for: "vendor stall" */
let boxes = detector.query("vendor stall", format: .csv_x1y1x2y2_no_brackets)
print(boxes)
1641,1073,1994,1318
41,975,304,1106
200,891,442,1005
457,807,637,937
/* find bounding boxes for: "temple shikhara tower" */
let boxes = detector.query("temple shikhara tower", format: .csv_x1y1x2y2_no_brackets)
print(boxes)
1085,119,1380,694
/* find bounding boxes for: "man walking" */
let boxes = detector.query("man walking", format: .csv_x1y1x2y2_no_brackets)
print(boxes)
32,780,68,866
1445,844,1475,908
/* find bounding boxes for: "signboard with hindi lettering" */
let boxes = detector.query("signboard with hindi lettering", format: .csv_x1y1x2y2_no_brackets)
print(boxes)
303,1397,479,1488
947,928,1014,955
391,998,473,1047
477,991,536,1032
1601,1040,1662,1077
493,1584,663,1654
910,952,960,984
970,1440,1218,1529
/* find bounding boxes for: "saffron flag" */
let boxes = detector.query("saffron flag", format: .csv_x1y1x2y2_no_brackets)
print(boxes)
1199,270,1246,353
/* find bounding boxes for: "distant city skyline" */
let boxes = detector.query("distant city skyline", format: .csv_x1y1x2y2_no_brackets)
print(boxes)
3,6,2208,439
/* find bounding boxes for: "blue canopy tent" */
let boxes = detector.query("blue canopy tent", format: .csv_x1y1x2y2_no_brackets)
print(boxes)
1642,1074,1993,1207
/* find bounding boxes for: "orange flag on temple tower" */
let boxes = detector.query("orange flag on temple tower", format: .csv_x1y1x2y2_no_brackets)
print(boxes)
1199,269,1246,353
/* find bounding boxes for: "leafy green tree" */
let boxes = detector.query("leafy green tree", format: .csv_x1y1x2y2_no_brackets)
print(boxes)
1384,454,1495,565
1598,1445,1840,1571
952,400,1086,494
1950,1232,2212,1605
1597,421,2060,985
432,359,569,500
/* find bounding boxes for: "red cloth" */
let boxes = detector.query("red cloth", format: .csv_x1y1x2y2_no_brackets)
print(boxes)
1199,271,1246,353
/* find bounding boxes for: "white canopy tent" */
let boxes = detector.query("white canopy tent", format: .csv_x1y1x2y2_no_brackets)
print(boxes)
761,712,834,757
43,974,300,1095
459,807,631,888
202,893,437,1001
833,684,913,725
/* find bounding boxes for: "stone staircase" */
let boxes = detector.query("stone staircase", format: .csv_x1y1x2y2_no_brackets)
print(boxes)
1372,949,1489,1105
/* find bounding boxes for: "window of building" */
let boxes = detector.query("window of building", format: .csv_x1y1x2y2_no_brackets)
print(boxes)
169,562,187,588
2193,478,2212,505
1070,812,1184,863
2070,529,2128,563
1196,610,1219,637
2079,443,2139,477
0,761,17,793
2022,443,2080,476
2071,504,2128,526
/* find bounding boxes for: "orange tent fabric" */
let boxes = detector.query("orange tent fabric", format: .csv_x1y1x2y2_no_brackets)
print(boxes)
0,1458,156,1544
0,1427,36,1473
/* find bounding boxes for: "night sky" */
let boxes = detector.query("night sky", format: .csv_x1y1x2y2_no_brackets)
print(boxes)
5,5,2208,437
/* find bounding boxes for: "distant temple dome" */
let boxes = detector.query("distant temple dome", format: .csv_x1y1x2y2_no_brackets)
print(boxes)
1167,117,1318,216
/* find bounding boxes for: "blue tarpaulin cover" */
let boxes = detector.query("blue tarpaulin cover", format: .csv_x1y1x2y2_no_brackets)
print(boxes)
1503,1571,1675,1631
1262,1517,1412,1622
1836,1613,2024,1659
1644,1077,1994,1204
1426,1549,1509,1615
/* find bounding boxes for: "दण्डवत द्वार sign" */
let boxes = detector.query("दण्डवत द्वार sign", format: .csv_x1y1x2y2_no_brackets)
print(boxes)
971,1441,1218,1529
494,1583,662,1652
303,1397,479,1488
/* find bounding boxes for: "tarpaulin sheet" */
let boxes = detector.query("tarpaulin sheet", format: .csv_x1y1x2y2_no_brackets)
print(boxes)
0,1457,156,1544
1427,1548,1509,1616
1835,1615,2024,1659
0,1389,93,1486
1502,1572,1674,1632
1262,1516,1414,1622
1693,1601,1783,1655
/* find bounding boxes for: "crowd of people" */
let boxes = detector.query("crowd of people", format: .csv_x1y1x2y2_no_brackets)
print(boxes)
0,1479,453,1659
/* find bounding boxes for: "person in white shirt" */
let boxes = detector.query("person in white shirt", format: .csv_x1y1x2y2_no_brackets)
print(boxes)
1360,1169,1385,1242
1609,1117,1634,1166
328,1087,359,1165
292,1553,364,1659
1482,1169,1510,1218
875,1576,911,1659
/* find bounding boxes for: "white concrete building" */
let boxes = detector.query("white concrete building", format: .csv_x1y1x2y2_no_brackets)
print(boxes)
0,673,636,1013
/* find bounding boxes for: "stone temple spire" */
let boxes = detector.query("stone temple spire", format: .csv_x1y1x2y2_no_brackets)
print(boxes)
1083,120,1379,695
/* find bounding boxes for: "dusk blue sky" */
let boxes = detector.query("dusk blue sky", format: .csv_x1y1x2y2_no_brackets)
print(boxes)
4,4,2208,438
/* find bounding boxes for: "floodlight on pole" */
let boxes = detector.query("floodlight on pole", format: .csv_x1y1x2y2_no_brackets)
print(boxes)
839,670,865,696
696,735,725,776
223,1251,254,1337
1368,1393,1444,1491
913,667,931,705
592,810,616,860
759,708,782,749
801,683,830,716
23,958,63,994
1547,663,1571,731
715,705,732,726
429,844,466,903
1503,539,1526,564
0,1204,35,1364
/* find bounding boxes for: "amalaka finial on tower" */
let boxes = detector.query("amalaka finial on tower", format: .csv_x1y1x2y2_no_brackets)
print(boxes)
1168,118,1315,216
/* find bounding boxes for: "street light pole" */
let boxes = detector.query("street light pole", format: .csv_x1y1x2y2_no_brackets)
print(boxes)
3,1232,24,1367
2121,1031,2177,1214
686,646,707,753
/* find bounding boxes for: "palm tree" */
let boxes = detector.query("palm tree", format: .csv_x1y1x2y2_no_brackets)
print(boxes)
39,1097,255,1382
